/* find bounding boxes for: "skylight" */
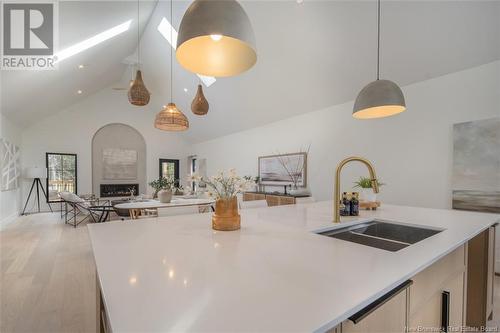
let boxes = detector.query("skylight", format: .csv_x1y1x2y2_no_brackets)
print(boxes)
157,18,216,87
54,20,132,63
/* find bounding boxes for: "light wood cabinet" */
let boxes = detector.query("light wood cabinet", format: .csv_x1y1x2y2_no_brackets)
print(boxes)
486,226,495,320
265,194,281,206
340,246,467,333
409,245,466,331
342,282,410,333
243,192,304,207
242,192,266,201
266,194,296,207
96,276,110,333
409,271,465,330
467,226,497,327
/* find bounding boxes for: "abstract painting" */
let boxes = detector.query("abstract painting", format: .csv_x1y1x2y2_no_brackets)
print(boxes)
452,117,500,213
102,148,137,180
259,153,307,186
0,138,20,191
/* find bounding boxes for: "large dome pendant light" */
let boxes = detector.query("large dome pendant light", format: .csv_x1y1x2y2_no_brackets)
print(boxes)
128,0,150,106
154,0,189,131
353,0,406,119
176,0,257,77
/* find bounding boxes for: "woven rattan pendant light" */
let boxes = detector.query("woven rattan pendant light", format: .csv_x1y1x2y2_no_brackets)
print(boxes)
191,84,209,115
353,0,405,119
154,0,189,131
128,0,150,106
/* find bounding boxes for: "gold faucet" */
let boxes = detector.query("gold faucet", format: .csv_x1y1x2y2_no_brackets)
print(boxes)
334,156,379,223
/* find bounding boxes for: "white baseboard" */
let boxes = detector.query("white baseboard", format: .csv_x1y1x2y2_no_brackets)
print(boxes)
0,212,20,230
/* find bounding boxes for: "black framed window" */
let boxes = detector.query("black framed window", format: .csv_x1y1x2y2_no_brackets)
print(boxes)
46,153,77,202
159,159,179,185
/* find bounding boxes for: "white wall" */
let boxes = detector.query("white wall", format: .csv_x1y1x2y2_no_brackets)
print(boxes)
193,61,500,209
0,114,22,228
21,88,192,212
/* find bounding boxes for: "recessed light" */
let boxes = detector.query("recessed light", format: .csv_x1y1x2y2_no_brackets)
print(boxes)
297,0,304,3
78,64,85,69
183,88,188,92
77,90,82,94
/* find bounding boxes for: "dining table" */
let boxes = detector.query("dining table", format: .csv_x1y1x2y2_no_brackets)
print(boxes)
114,197,215,219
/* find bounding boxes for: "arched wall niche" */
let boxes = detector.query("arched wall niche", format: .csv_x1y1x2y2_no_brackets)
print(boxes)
91,123,147,197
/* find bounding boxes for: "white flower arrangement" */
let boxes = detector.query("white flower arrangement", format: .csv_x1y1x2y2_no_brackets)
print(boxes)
188,169,253,200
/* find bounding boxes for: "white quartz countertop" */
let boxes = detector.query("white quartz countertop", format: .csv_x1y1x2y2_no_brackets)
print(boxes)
87,201,499,332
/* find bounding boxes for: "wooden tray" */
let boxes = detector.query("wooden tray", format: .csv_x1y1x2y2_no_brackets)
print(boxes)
360,201,381,210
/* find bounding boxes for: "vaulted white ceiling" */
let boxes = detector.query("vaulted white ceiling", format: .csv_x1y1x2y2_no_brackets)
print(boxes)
2,1,500,143
1,1,157,127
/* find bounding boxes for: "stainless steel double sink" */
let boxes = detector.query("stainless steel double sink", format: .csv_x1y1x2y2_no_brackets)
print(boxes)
317,220,443,252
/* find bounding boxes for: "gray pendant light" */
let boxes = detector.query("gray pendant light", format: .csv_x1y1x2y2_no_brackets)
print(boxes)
353,0,406,119
176,0,257,77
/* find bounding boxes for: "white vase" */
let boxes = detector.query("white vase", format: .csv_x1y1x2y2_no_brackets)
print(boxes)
158,189,173,203
360,188,377,202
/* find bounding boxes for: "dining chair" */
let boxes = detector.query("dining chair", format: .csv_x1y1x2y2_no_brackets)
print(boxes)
59,191,111,227
239,200,268,209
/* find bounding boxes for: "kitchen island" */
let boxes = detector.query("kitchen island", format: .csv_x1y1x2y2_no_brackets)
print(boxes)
87,201,499,332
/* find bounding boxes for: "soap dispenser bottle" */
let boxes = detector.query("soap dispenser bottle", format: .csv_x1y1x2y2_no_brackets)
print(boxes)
340,192,351,216
350,192,359,216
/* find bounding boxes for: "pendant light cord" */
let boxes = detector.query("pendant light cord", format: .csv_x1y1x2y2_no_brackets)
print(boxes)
376,0,380,80
170,0,173,102
137,0,140,69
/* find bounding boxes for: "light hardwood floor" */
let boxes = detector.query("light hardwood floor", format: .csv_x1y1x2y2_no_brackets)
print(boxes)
1,212,499,332
1,213,96,333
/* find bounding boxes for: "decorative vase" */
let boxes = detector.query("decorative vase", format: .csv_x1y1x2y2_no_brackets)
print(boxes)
360,188,377,202
158,189,173,203
212,196,241,231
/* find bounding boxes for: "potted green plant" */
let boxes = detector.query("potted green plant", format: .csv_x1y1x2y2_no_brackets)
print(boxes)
149,176,176,203
353,176,385,202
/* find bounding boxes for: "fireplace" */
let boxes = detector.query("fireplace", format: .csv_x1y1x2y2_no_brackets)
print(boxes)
100,184,139,198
